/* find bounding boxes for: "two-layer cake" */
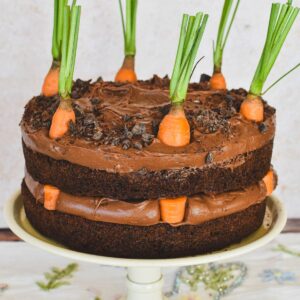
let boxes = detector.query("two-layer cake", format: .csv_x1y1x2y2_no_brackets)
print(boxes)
21,77,276,258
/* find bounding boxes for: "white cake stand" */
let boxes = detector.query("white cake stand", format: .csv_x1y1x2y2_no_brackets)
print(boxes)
4,193,286,300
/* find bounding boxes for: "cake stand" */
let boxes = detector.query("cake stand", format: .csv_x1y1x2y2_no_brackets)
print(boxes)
4,193,286,300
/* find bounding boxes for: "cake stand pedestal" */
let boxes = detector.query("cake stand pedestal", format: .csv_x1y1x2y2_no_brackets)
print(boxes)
4,194,286,300
126,267,163,300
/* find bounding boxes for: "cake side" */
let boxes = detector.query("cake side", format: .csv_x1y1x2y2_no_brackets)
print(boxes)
23,139,273,199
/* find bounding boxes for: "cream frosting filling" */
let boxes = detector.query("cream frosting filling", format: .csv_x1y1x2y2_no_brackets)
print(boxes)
25,171,267,226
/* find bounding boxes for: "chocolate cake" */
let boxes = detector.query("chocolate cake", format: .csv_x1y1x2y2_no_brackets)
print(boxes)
20,77,276,258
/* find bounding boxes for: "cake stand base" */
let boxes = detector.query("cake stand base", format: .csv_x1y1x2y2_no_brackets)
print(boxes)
4,194,286,300
127,267,163,300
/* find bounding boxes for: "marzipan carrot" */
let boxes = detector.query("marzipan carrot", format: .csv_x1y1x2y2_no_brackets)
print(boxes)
115,55,137,83
49,99,75,139
44,184,60,210
240,94,264,122
160,196,187,224
158,13,208,147
49,2,81,139
115,0,138,82
241,2,299,122
263,169,276,196
42,0,66,97
158,105,190,147
210,0,240,90
42,61,60,97
210,72,227,90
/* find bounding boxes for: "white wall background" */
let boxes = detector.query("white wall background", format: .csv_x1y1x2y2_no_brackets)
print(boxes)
0,0,300,227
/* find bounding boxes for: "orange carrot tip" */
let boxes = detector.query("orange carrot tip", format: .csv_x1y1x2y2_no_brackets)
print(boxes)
49,101,75,139
42,62,60,97
115,66,137,83
160,196,187,224
158,105,190,147
210,72,226,90
263,169,276,196
240,94,264,122
44,184,60,210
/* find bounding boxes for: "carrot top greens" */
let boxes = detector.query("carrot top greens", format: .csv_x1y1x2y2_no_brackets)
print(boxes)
213,0,240,73
118,0,138,57
59,1,81,99
249,1,299,96
170,13,208,105
51,0,68,61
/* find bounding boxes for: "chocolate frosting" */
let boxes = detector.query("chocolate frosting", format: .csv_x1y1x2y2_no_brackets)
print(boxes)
25,171,267,226
21,83,276,173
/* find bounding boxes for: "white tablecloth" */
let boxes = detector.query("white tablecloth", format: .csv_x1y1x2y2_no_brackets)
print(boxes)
0,233,299,300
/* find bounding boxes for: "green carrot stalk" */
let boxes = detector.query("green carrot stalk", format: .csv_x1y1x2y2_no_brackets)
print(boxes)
210,0,240,90
52,0,68,62
59,2,81,99
170,13,209,105
115,0,138,82
49,1,81,139
240,1,299,122
157,12,208,148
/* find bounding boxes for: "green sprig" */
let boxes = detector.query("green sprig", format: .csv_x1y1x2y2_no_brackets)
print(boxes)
249,1,299,96
262,62,300,95
58,1,81,99
213,0,240,73
274,244,300,257
170,13,208,105
36,263,78,291
119,0,138,56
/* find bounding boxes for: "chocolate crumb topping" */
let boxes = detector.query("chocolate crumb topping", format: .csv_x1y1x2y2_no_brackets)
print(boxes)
200,73,211,83
205,152,214,164
71,79,92,99
259,122,268,133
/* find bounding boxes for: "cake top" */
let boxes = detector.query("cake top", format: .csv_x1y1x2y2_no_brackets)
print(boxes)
21,76,275,173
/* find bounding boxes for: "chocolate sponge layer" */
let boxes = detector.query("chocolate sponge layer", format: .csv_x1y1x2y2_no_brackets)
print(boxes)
23,139,273,201
22,181,266,259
